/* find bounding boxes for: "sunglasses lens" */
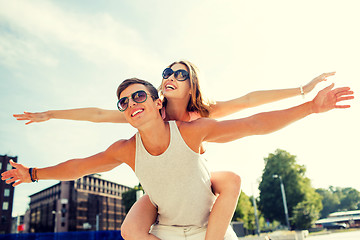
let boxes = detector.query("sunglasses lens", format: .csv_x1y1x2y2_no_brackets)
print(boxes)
162,68,173,79
118,97,129,111
117,90,148,112
174,70,189,81
132,90,147,103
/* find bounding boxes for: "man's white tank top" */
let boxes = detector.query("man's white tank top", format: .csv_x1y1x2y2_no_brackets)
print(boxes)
135,121,216,227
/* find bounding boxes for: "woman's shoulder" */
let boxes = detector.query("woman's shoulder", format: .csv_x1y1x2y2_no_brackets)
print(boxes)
189,111,201,121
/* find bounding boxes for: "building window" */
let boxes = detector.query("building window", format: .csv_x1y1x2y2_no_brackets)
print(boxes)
1,215,6,224
4,188,10,197
2,202,9,210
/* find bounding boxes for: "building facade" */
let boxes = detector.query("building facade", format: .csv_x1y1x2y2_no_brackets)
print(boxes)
0,155,17,234
29,174,131,233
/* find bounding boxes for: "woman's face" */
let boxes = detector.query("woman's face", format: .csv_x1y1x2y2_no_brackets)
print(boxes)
161,63,191,100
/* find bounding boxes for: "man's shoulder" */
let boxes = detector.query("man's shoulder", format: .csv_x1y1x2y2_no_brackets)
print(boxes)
103,135,136,169
107,135,136,153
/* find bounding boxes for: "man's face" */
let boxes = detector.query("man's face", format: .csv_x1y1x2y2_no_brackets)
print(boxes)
119,84,161,128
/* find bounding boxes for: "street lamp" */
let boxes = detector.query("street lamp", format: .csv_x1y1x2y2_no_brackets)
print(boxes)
52,210,60,233
272,174,290,230
251,183,260,236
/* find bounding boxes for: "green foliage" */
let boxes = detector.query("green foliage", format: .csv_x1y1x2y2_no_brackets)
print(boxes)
339,187,360,210
258,149,304,223
258,149,322,229
291,195,322,229
316,186,360,218
121,184,143,214
233,192,275,233
316,188,340,218
232,192,255,230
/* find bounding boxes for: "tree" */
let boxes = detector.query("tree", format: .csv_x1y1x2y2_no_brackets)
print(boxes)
316,186,360,218
232,192,255,231
339,187,360,211
121,184,143,214
290,177,322,229
316,188,340,218
259,149,304,224
258,149,322,229
291,190,322,229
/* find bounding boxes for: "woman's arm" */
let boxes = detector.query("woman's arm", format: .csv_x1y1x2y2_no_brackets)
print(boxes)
210,72,335,119
198,84,353,143
13,108,126,125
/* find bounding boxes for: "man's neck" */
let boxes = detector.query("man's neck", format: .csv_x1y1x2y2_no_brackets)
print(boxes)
138,117,170,156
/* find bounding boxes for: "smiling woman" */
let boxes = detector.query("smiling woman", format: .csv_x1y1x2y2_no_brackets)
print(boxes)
160,60,212,121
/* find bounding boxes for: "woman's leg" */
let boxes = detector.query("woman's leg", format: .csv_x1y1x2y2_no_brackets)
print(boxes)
205,171,241,240
121,194,160,240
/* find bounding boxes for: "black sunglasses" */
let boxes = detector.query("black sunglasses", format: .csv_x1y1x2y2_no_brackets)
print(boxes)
162,68,189,81
117,90,148,112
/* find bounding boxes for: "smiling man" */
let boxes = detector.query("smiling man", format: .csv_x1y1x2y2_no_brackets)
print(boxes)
1,78,353,239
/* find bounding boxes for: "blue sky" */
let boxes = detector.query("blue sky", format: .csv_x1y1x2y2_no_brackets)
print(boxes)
1,0,359,216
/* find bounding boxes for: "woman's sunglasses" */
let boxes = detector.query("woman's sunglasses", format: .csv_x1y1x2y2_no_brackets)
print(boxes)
162,68,189,81
117,90,148,112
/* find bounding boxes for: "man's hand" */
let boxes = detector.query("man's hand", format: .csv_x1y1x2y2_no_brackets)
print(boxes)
311,83,354,113
13,111,50,125
1,160,31,186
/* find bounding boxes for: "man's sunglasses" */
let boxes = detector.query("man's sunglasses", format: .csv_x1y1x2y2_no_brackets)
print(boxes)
162,68,189,81
117,90,148,112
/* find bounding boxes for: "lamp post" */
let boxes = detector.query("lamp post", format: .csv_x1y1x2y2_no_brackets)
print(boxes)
52,210,60,233
272,174,290,230
251,183,260,236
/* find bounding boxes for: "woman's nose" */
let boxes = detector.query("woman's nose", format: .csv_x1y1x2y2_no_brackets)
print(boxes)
168,73,176,81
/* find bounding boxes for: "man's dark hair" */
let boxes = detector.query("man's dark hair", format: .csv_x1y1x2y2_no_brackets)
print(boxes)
116,78,159,100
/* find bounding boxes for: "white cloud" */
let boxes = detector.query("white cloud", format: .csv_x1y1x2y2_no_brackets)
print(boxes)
0,31,58,69
0,0,163,71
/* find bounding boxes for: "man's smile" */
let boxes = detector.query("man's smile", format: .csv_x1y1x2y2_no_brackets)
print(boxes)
131,108,144,117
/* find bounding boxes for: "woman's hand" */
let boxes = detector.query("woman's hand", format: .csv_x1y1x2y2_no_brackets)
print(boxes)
303,72,336,94
13,111,50,125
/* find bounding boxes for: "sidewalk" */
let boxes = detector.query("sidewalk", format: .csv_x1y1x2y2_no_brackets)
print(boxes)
239,230,309,240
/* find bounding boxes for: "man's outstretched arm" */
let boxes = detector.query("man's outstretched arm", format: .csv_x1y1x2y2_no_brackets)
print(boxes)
1,140,127,186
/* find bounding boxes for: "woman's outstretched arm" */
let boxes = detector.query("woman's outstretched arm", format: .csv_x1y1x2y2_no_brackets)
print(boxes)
210,72,335,119
202,84,353,143
13,108,126,125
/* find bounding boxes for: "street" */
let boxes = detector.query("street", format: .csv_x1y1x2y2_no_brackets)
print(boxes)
308,230,360,240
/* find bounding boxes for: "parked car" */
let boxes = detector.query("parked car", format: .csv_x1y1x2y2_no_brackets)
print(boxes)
322,222,348,229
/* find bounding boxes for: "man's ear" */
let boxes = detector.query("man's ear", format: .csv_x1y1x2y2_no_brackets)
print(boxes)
155,98,163,110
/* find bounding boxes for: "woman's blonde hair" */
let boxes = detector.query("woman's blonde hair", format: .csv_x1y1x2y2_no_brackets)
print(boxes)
160,60,212,117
